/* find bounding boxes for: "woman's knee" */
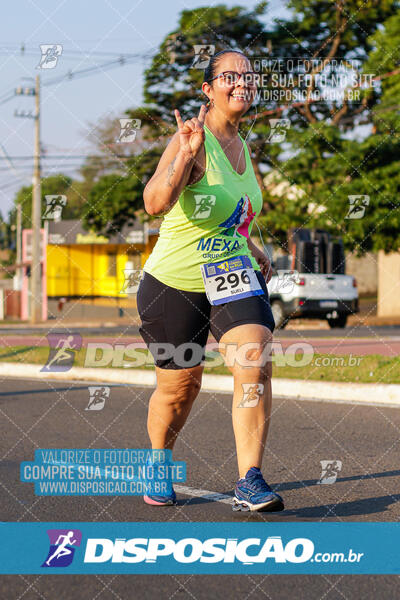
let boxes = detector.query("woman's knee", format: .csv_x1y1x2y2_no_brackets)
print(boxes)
231,360,272,385
156,367,202,403
219,327,274,374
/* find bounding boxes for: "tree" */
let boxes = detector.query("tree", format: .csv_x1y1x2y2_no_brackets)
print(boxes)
80,2,273,234
258,0,399,252
75,1,400,255
84,172,145,235
337,9,400,253
79,127,163,235
133,2,273,188
12,174,79,228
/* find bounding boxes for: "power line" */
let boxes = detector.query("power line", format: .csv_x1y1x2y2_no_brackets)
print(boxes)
0,44,154,59
0,51,148,107
0,93,17,106
0,177,30,191
0,154,134,160
41,55,145,86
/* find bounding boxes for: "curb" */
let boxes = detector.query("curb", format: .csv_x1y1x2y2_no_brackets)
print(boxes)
1,362,400,407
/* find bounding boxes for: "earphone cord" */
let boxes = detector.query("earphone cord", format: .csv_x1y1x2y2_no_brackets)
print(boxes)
203,96,259,175
243,99,258,144
254,218,273,282
236,99,258,171
242,101,273,280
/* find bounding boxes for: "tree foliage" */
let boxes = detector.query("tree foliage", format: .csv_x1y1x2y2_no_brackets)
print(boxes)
11,1,400,253
12,175,77,228
259,0,400,252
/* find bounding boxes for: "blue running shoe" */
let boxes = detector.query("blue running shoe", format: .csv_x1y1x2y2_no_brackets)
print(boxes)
233,467,284,512
144,487,177,506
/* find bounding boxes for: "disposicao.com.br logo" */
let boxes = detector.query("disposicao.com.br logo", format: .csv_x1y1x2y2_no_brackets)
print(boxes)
0,522,384,574
83,536,363,565
35,527,365,572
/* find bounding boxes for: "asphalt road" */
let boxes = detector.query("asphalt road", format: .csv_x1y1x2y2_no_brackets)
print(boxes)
1,378,400,599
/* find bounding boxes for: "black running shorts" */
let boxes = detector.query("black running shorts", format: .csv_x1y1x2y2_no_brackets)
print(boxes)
137,270,275,370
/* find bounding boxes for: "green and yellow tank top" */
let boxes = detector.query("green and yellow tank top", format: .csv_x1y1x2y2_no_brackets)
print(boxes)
143,125,263,292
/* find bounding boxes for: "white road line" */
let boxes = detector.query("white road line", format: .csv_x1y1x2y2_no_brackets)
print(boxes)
40,458,233,505
174,484,233,505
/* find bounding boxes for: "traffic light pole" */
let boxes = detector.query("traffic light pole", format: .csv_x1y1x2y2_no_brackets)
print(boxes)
30,74,41,323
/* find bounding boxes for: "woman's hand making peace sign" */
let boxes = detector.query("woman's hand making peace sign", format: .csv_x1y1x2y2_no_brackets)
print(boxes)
174,104,207,159
143,105,207,215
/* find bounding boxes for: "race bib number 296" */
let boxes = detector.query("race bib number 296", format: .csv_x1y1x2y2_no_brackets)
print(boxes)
200,255,263,306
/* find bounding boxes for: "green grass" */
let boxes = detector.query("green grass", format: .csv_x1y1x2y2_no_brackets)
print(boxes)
1,345,399,384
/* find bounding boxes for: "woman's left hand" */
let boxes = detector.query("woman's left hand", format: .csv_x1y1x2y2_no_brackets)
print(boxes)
248,241,273,283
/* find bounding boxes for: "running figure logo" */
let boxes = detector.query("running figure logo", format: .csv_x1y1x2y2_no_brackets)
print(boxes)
41,333,82,372
43,195,67,220
86,386,110,411
238,383,264,408
318,460,342,484
345,195,370,219
42,529,82,567
271,270,299,294
267,119,290,143
218,194,256,238
192,194,216,219
117,119,141,143
191,45,215,69
120,269,143,294
37,44,63,69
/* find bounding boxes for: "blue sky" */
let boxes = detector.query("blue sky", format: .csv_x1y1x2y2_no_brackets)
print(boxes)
0,0,290,217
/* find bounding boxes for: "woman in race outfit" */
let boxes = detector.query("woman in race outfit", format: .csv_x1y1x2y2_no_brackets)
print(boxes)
137,50,284,512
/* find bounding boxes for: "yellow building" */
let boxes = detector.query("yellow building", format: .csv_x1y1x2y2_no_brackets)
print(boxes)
46,219,159,298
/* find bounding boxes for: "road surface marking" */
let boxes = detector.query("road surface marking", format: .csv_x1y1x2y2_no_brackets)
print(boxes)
174,484,233,504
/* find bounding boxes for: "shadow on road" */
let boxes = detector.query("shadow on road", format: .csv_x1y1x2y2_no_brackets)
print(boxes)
272,470,400,491
283,494,400,518
181,469,400,514
0,386,93,397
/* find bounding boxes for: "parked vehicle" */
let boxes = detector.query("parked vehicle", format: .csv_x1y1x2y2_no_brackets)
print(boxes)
267,229,359,329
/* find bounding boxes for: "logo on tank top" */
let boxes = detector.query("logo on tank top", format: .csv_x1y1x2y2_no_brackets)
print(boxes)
218,194,256,238
196,194,256,258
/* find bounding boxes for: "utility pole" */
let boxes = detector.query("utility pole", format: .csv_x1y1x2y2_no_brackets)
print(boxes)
30,74,41,323
15,78,41,322
16,204,22,288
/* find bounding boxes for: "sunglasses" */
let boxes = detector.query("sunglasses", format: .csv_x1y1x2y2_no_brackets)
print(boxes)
209,70,260,87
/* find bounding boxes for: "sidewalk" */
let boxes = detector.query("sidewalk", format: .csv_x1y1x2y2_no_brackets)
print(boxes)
1,362,399,408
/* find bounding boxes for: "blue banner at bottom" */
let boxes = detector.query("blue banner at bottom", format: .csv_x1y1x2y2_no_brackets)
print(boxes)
1,522,399,574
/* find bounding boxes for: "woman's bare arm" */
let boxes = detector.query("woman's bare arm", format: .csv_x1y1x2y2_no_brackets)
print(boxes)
143,105,207,216
143,135,196,215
